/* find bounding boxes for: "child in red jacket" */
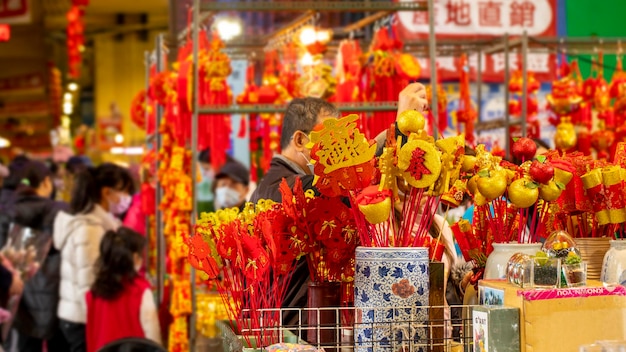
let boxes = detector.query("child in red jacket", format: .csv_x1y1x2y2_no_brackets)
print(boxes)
86,227,161,352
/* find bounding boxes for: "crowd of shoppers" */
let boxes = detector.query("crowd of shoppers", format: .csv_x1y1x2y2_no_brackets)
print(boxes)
0,155,162,352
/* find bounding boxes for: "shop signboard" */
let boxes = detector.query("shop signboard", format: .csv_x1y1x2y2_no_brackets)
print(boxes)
0,0,30,24
397,0,558,82
0,73,45,93
397,0,556,38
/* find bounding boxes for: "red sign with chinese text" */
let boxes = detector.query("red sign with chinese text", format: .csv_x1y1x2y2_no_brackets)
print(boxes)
397,0,557,39
0,0,29,24
0,24,9,41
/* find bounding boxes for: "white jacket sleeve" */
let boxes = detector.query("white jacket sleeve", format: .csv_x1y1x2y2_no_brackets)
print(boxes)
140,289,162,345
75,225,105,317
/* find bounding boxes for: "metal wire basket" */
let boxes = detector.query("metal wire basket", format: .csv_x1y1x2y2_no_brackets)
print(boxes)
213,305,476,352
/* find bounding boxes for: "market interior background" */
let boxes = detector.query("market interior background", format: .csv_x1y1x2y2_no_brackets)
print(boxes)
1,0,625,166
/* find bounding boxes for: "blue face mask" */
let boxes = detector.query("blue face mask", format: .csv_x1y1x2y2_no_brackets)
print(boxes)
215,186,241,209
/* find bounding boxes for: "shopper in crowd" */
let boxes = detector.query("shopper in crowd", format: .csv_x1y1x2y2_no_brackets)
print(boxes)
0,161,8,191
0,160,70,351
0,156,30,248
251,83,428,203
213,160,250,211
0,257,23,311
249,97,339,203
86,228,161,352
53,163,134,352
250,83,429,327
197,148,236,213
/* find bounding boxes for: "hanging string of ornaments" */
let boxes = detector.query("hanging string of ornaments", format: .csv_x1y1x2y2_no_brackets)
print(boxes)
66,0,88,79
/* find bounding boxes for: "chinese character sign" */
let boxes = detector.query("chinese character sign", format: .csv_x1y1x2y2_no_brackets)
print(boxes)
397,0,556,38
0,0,30,24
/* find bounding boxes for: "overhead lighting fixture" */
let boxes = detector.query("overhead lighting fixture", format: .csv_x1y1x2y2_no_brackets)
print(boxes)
215,16,243,41
64,92,72,101
63,102,73,114
110,146,144,155
68,82,79,91
114,133,124,144
0,137,10,148
299,26,317,46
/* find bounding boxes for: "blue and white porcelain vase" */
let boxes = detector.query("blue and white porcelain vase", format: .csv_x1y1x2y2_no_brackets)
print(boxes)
354,247,429,352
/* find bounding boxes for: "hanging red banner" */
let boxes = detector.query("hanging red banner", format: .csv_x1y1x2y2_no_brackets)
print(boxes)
397,0,557,39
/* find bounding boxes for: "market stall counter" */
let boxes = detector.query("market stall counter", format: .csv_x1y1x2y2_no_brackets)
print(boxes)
478,279,626,352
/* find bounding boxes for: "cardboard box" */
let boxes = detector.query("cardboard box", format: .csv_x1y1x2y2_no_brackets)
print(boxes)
479,280,626,352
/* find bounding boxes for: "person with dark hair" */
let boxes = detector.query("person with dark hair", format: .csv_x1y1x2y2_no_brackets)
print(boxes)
197,148,237,213
249,97,340,203
213,160,250,210
0,161,8,191
0,160,70,351
0,156,30,247
86,228,160,352
249,83,429,327
53,163,135,352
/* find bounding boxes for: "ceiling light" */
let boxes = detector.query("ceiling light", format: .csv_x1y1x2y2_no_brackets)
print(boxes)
299,26,317,46
0,137,10,148
63,102,73,114
64,92,72,101
68,82,78,91
110,146,144,155
315,29,332,43
114,133,124,144
215,17,243,41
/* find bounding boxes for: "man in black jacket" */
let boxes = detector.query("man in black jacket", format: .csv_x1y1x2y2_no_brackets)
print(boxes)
249,83,429,328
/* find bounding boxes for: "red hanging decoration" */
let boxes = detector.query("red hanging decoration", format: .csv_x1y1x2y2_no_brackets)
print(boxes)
66,5,85,79
456,54,477,144
364,25,408,139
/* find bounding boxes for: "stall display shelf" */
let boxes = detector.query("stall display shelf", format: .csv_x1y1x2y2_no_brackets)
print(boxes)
213,305,477,352
199,0,427,13
198,102,399,115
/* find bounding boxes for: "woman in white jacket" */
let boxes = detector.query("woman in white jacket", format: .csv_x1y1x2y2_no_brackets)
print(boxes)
53,163,134,352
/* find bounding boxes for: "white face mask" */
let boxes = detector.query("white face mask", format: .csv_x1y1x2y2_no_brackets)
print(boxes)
215,186,241,209
299,152,315,175
110,193,132,215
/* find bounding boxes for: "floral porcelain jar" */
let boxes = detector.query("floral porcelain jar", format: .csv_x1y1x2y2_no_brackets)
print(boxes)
354,247,429,352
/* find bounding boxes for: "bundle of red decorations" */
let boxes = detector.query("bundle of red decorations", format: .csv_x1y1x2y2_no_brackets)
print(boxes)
187,196,305,347
306,111,464,259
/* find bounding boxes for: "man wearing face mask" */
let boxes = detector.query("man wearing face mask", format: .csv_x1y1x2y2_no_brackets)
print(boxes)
251,83,428,203
213,160,250,211
250,83,430,328
197,148,237,213
249,98,340,203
